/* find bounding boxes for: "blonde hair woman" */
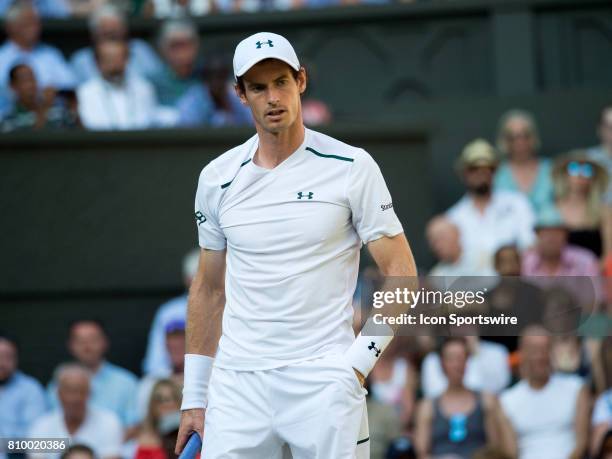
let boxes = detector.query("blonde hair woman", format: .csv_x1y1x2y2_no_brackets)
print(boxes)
134,379,182,459
493,109,554,216
553,150,608,257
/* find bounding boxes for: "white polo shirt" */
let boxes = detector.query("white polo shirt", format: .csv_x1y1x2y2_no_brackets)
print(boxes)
446,191,536,275
27,406,122,459
195,128,403,370
500,374,583,459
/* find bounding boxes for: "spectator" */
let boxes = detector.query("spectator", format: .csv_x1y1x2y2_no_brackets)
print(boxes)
420,336,510,399
553,151,608,257
446,139,536,275
0,1,75,90
301,98,332,126
60,445,95,459
483,245,544,352
70,5,163,84
368,339,416,430
588,105,612,258
77,40,159,130
151,19,200,107
591,337,612,455
133,380,181,459
142,0,216,19
0,0,70,17
426,215,471,277
415,338,513,459
176,54,252,127
522,205,600,277
0,334,47,440
137,319,185,420
494,109,554,217
500,326,590,459
142,249,198,376
29,364,122,459
587,104,612,200
47,319,139,431
1,63,78,132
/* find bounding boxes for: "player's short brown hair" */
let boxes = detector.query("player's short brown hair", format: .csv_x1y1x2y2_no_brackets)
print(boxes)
235,59,301,93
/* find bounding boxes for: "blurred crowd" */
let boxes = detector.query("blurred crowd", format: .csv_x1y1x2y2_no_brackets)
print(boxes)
0,0,419,19
0,1,332,132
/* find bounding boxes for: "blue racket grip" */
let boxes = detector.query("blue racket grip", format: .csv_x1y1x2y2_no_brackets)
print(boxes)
179,432,202,459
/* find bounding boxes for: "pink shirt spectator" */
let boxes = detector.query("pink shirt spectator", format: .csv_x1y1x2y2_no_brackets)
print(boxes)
522,244,599,277
522,244,601,307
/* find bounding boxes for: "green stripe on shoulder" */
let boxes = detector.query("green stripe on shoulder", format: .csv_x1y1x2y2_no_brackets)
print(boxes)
220,158,252,189
306,146,354,162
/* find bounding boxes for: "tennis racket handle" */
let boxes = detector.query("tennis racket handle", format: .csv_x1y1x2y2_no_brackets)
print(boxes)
178,432,202,459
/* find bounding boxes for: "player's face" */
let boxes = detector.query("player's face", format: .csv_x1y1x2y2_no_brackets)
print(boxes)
237,60,306,134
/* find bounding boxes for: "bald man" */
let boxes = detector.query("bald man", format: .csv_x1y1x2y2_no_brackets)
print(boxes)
500,327,590,459
28,364,122,459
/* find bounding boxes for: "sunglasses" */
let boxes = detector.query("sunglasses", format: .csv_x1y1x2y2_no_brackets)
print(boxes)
466,165,495,173
567,161,593,178
505,131,532,142
153,394,177,403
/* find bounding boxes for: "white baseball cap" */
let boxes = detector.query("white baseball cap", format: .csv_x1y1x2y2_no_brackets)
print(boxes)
233,32,300,81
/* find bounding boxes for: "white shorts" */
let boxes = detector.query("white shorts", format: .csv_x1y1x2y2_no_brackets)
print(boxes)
202,353,370,459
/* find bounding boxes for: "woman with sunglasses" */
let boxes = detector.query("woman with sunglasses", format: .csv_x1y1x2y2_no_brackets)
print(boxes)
553,151,608,257
414,338,514,459
493,109,555,217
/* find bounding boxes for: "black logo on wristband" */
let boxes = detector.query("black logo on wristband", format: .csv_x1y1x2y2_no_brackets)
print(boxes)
368,342,381,357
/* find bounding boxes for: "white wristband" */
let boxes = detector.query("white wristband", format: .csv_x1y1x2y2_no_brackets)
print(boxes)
181,354,214,410
345,327,394,377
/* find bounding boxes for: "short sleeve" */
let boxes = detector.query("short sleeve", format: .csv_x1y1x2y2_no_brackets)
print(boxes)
347,150,403,244
593,392,612,426
195,165,226,250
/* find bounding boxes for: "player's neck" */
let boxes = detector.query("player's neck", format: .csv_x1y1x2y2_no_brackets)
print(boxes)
254,122,305,169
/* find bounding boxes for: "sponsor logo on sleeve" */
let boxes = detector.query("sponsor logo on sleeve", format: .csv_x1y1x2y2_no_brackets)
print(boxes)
380,202,393,211
195,211,207,225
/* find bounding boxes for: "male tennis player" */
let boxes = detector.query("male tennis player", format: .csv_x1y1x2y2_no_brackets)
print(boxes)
175,32,417,458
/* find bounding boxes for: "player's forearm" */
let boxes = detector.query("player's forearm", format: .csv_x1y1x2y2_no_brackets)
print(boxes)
186,276,225,358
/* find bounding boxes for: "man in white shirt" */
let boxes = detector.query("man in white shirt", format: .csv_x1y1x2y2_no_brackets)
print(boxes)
28,364,122,459
70,5,163,85
446,139,536,275
426,215,471,278
77,40,158,130
0,0,75,90
174,32,417,459
500,326,590,459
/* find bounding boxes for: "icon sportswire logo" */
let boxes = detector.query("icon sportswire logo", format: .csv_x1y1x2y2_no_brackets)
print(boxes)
297,192,314,200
